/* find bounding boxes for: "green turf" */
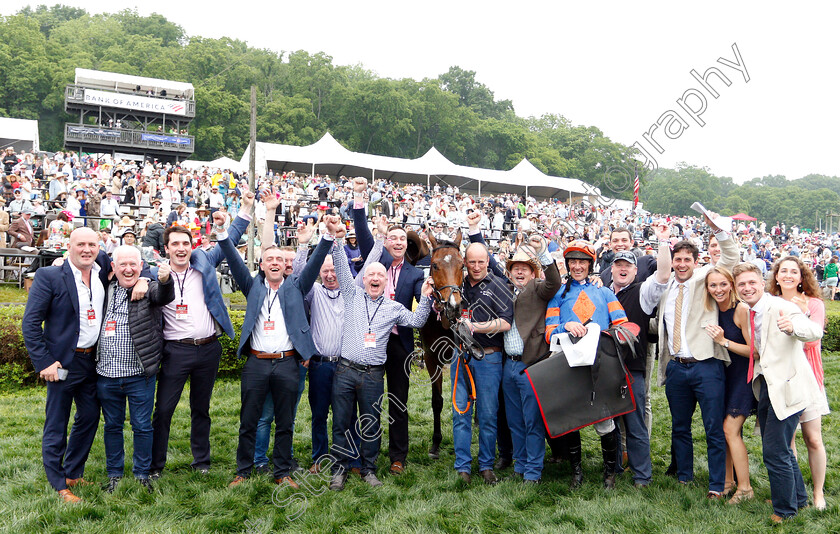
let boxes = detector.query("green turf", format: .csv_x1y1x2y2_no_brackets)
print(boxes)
0,356,838,533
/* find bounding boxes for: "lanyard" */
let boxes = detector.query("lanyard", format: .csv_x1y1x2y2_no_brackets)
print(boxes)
364,297,384,334
266,288,280,320
173,268,190,305
86,280,93,311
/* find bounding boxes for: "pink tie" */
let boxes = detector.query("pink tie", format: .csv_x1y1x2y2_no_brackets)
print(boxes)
746,309,756,383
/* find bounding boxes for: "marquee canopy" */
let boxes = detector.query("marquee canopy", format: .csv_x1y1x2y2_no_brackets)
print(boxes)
75,68,194,100
239,132,595,200
0,117,39,152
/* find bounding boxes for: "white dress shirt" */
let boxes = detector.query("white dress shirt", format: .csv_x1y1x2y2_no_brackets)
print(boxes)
69,259,105,349
249,279,293,353
664,280,693,359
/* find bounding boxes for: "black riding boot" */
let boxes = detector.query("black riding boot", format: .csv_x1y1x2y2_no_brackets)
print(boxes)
567,431,583,489
601,429,618,489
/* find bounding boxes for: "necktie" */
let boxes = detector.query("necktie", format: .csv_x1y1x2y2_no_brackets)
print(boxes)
747,309,756,383
672,284,684,354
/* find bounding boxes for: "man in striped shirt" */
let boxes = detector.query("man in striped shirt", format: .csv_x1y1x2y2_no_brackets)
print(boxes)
328,226,434,491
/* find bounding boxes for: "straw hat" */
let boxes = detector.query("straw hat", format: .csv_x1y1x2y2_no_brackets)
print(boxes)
506,247,541,275
118,215,134,227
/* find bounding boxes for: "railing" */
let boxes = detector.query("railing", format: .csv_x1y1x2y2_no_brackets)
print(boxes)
64,123,195,153
65,85,196,117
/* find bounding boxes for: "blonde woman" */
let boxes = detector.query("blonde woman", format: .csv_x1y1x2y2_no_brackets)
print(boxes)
702,266,754,504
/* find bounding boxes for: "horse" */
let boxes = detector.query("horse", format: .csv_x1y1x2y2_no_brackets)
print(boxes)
405,228,482,459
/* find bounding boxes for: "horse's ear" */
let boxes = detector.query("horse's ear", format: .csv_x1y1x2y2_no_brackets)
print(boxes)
453,228,462,247
427,229,438,250
405,230,428,266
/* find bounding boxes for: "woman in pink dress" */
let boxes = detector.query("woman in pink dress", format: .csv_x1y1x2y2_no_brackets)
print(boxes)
768,256,830,510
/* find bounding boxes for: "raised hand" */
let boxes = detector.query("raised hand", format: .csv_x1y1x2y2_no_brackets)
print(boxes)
777,309,794,335
297,219,316,245
653,221,671,242
157,261,171,283
421,277,434,297
261,187,280,211
324,215,342,236
352,177,368,195
377,215,389,236
466,210,482,231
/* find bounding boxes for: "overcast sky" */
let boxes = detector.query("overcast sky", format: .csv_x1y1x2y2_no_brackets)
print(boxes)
5,1,839,182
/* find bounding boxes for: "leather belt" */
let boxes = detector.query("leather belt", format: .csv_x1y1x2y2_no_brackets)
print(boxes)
483,346,502,355
171,336,217,346
75,346,95,354
338,357,384,372
250,348,298,360
673,356,699,364
507,354,523,362
311,355,340,363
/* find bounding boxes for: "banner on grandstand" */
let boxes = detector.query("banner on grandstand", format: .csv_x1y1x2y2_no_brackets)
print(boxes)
67,125,121,138
140,133,191,145
82,89,188,116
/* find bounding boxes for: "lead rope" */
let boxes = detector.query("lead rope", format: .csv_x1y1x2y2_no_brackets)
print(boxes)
452,346,476,414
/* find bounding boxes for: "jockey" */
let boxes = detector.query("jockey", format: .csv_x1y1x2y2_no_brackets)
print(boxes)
545,240,628,489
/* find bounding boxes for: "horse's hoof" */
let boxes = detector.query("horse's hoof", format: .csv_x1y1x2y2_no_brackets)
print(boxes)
428,447,440,459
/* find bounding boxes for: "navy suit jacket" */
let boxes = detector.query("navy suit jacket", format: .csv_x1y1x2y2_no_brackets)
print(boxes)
219,231,330,360
151,215,248,339
353,207,424,353
23,256,111,373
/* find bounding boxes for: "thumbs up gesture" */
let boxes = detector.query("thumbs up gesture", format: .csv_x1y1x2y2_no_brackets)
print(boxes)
777,309,794,335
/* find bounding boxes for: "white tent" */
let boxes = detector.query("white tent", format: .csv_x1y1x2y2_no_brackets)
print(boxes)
239,132,594,200
0,117,39,152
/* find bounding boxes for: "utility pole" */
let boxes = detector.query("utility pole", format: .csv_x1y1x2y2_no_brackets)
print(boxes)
247,85,257,271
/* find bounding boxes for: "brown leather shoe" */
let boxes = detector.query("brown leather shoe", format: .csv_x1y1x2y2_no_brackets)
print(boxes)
707,491,724,500
389,461,404,475
351,467,361,478
228,475,247,487
65,478,93,488
275,476,300,489
308,463,322,475
480,469,498,485
458,471,472,484
58,489,81,503
770,514,785,524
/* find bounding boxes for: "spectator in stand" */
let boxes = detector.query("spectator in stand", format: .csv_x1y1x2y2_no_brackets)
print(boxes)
823,257,838,300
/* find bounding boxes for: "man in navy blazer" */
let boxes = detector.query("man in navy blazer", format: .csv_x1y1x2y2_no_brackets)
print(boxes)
150,194,252,478
23,228,149,502
220,213,335,487
351,177,425,474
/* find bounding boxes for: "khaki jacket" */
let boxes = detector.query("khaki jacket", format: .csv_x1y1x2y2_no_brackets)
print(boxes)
657,234,740,386
752,295,826,420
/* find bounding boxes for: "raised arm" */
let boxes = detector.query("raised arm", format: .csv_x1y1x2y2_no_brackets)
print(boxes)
206,190,254,267
467,210,505,278
297,235,332,296
260,187,280,252
216,215,254,296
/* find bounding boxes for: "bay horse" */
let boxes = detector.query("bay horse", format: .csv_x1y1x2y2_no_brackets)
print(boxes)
405,229,482,459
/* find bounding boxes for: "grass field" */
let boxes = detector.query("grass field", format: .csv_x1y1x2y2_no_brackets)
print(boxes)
0,355,838,534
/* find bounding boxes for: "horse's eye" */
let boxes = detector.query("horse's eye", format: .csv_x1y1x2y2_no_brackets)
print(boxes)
432,264,438,270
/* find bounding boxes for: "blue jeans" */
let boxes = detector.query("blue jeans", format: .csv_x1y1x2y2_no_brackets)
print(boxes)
502,358,545,481
97,375,156,478
665,358,726,491
330,362,385,476
308,358,361,468
756,376,808,518
255,362,307,466
451,351,503,473
619,370,652,484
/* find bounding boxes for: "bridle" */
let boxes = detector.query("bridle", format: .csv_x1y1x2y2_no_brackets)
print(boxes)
430,242,464,306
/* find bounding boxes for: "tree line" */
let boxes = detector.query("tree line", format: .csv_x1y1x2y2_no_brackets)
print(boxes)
1,6,838,229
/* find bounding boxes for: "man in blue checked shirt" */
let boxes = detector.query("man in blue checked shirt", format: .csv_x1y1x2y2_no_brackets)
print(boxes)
328,220,434,491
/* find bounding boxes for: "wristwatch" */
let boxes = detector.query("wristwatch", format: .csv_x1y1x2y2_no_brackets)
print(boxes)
723,340,730,349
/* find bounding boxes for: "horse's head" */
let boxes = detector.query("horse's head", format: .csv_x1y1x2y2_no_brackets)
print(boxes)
428,229,464,323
